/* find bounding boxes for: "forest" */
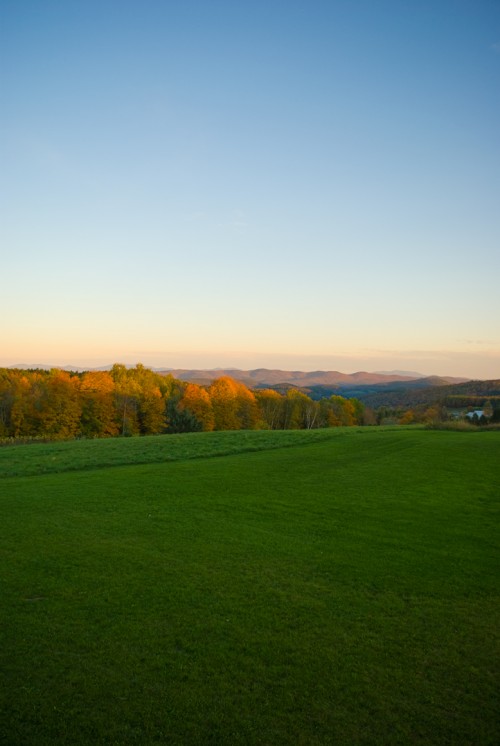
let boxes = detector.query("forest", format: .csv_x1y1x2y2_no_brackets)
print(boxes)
0,365,367,441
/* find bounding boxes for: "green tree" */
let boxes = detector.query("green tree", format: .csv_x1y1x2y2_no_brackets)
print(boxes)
350,398,365,425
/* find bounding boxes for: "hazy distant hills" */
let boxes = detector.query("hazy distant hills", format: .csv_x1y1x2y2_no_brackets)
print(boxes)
165,368,412,386
9,363,111,373
8,364,469,389
160,368,468,387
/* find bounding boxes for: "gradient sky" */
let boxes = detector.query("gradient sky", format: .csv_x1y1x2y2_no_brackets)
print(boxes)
1,0,499,378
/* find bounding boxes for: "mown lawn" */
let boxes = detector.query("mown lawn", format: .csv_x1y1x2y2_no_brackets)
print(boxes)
1,429,498,744
0,427,354,479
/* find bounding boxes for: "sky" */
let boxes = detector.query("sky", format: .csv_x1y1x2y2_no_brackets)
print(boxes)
1,0,499,378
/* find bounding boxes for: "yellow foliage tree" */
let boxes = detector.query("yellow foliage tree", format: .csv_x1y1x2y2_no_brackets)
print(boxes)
256,389,284,429
28,370,82,439
208,376,242,430
80,371,118,437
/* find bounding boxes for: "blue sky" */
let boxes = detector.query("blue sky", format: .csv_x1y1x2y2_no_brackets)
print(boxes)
1,0,499,377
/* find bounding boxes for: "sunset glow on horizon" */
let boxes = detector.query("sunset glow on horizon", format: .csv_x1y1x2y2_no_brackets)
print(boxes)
1,1,499,380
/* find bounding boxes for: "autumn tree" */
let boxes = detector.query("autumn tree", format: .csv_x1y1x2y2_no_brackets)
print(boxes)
110,364,141,436
208,376,242,430
139,384,166,433
332,395,356,426
362,406,377,426
398,409,415,425
483,400,493,420
256,389,284,429
301,394,320,429
281,389,308,429
0,369,18,436
282,389,319,429
7,373,33,437
209,377,260,430
178,383,214,431
422,404,447,424
133,364,167,434
80,371,118,437
27,370,82,439
234,381,260,429
317,395,364,428
164,381,196,432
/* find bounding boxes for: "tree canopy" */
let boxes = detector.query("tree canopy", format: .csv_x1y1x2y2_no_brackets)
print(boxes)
0,365,367,441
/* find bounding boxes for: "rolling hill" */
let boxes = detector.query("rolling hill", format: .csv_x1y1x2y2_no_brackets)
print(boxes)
159,367,468,387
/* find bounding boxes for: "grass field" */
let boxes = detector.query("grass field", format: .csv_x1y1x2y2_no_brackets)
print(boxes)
0,428,362,479
1,428,498,744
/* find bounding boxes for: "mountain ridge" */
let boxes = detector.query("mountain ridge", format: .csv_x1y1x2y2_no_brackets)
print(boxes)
6,363,470,386
157,368,469,387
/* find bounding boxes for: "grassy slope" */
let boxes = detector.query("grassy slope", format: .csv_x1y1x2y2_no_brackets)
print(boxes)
0,428,356,479
1,429,499,745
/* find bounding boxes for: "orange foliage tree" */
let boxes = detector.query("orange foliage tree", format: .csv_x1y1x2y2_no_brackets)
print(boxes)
179,383,214,431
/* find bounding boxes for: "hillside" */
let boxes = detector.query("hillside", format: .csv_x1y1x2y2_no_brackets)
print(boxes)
245,377,500,413
283,378,500,410
359,378,500,409
293,375,467,401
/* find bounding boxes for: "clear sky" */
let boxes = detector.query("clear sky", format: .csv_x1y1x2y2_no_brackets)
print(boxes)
1,0,499,378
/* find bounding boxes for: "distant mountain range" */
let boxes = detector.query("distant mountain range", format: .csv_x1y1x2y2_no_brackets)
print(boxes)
157,368,469,387
374,370,427,378
7,364,469,388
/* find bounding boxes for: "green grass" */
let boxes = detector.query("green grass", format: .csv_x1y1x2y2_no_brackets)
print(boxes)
1,429,499,744
0,427,362,478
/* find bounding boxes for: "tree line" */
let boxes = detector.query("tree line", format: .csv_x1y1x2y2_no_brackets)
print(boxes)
0,365,367,441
